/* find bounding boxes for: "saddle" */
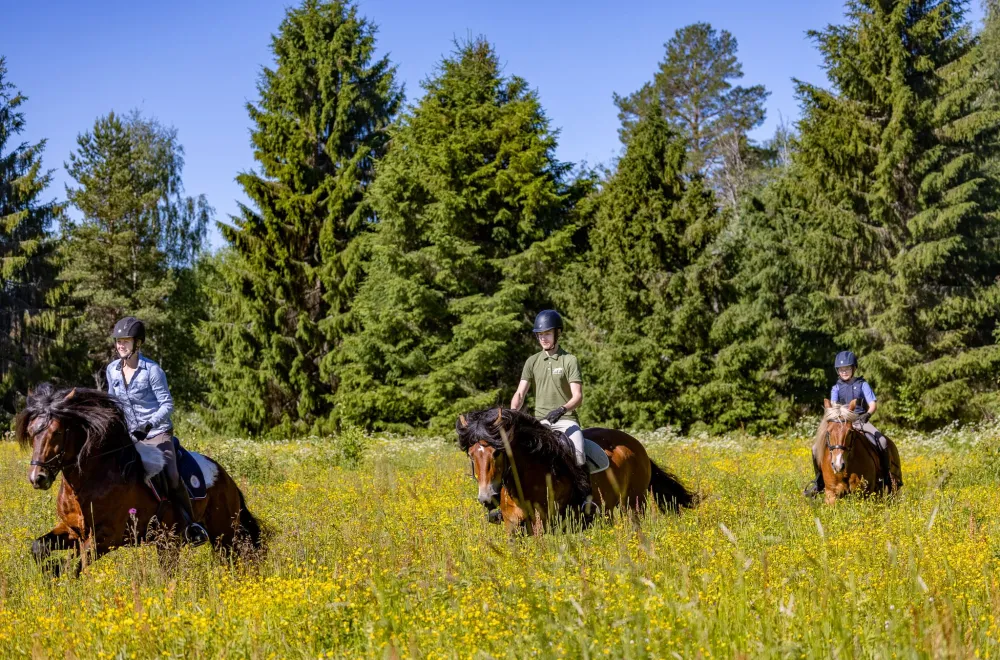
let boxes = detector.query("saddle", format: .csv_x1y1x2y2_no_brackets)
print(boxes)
583,438,610,474
142,437,209,502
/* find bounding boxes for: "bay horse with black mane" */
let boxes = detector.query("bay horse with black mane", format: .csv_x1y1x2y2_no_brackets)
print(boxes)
15,383,263,573
457,407,694,532
814,398,902,504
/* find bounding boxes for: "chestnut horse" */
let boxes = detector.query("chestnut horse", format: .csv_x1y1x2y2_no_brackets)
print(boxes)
814,399,902,504
457,407,693,531
15,384,263,572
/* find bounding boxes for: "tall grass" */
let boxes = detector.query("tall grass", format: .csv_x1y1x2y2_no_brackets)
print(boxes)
2,424,1000,658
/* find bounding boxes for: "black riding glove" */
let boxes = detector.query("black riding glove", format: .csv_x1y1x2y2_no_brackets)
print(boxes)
857,412,871,424
131,423,153,442
545,407,567,424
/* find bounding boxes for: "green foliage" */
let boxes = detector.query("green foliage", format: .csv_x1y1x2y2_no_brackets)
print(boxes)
709,0,1000,429
200,0,402,436
55,110,210,392
614,23,769,205
0,57,59,424
333,38,588,431
560,114,724,429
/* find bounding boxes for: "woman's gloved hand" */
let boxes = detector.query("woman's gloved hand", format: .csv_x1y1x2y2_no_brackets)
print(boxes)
131,423,153,442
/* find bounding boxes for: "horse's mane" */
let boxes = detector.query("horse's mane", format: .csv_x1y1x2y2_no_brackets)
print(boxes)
14,383,142,481
455,407,590,505
813,404,860,447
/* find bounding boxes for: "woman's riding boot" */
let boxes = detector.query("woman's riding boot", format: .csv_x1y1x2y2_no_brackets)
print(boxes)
172,482,209,546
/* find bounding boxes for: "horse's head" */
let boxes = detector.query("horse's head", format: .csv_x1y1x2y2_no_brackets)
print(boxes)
15,384,131,490
456,411,511,508
468,439,506,508
16,386,82,490
822,398,859,474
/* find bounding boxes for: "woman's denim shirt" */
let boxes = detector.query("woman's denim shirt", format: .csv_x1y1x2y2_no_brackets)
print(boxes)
105,355,174,437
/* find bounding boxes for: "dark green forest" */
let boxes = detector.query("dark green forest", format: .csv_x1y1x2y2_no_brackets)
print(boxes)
4,0,1000,436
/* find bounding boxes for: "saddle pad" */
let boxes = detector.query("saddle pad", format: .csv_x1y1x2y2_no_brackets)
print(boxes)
584,438,610,475
174,438,209,500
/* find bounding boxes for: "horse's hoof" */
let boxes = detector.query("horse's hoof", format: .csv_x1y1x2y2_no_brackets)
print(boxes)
486,508,503,524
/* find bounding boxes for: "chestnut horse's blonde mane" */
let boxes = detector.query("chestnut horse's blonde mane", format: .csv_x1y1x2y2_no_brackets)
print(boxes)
813,404,860,447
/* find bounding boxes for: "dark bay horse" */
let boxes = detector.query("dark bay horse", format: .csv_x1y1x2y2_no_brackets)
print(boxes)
15,384,263,572
814,399,902,504
457,408,694,532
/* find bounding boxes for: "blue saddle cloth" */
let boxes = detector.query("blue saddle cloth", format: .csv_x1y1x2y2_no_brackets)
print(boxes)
173,437,208,500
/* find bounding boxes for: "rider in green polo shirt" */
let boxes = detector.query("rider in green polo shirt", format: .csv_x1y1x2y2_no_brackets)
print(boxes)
511,309,594,512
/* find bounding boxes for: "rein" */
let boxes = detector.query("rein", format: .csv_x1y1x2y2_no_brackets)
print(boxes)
30,439,137,475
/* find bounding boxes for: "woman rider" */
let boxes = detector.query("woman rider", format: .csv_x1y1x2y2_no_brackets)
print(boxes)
105,317,209,545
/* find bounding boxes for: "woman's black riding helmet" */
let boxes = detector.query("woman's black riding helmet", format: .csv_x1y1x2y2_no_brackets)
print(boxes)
112,316,146,343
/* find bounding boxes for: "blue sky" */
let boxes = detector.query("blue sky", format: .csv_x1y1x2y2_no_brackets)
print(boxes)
3,0,987,248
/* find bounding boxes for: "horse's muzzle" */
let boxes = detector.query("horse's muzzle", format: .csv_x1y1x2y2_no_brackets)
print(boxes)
478,487,499,507
29,469,53,490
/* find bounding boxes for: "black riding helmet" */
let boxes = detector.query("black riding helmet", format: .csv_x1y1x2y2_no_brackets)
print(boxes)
532,310,563,333
834,350,857,369
112,316,146,343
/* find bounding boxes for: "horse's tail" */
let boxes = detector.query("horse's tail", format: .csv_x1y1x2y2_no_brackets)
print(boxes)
648,460,695,512
236,489,264,550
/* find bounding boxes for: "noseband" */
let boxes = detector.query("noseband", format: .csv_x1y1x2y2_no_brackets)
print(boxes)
30,450,67,473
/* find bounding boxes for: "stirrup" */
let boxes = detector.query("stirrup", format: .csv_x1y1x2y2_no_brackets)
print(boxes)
582,495,601,517
184,522,209,547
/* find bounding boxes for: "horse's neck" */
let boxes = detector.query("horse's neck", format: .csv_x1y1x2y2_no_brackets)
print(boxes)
503,450,570,504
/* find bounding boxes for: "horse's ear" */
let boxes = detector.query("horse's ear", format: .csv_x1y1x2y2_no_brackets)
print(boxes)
64,388,77,401
847,398,857,411
459,414,468,428
823,398,832,409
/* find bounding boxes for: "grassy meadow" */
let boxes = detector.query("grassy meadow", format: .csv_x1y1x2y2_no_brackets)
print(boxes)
2,421,1000,658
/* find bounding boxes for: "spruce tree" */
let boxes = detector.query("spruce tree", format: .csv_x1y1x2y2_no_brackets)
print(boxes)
560,114,722,429
201,0,401,435
0,57,59,423
57,110,210,390
710,0,1000,428
334,38,584,430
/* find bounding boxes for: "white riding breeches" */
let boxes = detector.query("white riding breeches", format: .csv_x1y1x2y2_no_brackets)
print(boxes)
541,418,586,466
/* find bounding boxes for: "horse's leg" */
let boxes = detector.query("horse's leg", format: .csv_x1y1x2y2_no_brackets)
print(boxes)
31,524,74,563
32,524,78,575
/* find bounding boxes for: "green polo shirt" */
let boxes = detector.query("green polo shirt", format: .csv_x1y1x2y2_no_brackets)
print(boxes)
521,347,582,422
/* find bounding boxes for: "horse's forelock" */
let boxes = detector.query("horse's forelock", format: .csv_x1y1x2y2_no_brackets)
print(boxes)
815,405,859,448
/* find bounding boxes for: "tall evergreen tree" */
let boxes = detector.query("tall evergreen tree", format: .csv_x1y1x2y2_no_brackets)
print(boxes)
614,23,769,205
0,57,59,424
710,0,1000,428
560,114,722,429
334,38,585,431
57,110,210,391
201,0,401,435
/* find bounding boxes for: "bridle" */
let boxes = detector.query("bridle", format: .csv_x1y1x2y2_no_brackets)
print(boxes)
825,418,855,454
30,450,67,473
28,422,137,478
